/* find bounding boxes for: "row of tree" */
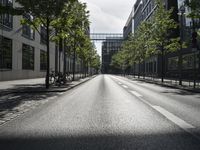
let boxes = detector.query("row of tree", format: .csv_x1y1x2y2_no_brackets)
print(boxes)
111,0,199,83
1,0,100,88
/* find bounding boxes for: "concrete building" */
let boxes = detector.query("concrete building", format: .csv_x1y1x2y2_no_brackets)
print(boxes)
0,0,58,81
102,37,123,74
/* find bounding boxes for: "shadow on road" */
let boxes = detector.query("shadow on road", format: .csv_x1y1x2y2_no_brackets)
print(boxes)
0,132,200,150
0,83,73,119
134,80,200,96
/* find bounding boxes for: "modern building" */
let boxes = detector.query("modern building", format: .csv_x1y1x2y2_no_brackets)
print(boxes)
123,10,134,39
102,37,123,74
133,0,143,32
123,0,143,39
124,0,200,80
0,0,57,81
0,0,87,81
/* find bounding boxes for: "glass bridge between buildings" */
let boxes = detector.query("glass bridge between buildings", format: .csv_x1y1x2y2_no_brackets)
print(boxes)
90,33,124,41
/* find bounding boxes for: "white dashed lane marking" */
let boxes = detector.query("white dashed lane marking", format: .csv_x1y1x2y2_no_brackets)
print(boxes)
130,90,142,97
112,76,200,140
118,82,122,85
153,106,195,129
122,85,128,89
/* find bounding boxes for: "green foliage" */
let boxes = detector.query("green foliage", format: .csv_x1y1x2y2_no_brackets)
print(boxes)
111,0,181,72
149,0,179,54
185,0,200,19
13,0,98,86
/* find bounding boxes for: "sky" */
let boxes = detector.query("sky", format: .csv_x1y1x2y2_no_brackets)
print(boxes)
80,0,136,55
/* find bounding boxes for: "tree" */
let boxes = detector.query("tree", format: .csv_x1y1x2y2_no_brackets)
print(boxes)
185,0,200,19
111,47,129,75
65,1,90,80
16,0,70,88
148,0,179,82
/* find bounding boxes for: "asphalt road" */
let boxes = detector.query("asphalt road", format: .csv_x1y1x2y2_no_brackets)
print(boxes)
0,75,200,150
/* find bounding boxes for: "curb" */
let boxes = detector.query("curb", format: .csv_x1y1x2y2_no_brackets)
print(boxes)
127,77,200,93
0,76,96,95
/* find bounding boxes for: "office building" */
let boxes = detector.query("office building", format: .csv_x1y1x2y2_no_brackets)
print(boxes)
102,37,123,74
124,0,200,80
0,0,57,81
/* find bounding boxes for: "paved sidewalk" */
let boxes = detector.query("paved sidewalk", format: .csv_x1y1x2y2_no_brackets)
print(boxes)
0,76,95,126
125,75,200,93
0,76,94,94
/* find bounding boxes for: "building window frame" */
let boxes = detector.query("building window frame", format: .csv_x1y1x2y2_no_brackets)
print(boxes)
168,56,178,71
40,25,47,45
40,49,47,71
22,14,35,40
22,44,35,70
0,0,13,29
0,35,12,70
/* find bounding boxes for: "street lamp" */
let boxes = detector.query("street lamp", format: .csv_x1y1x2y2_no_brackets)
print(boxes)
178,5,186,86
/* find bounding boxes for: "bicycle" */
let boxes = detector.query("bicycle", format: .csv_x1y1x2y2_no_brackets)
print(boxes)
49,71,56,85
66,73,73,82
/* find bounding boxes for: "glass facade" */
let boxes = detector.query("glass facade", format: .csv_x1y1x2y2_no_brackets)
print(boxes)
0,36,12,70
0,0,13,29
182,53,199,70
22,44,34,70
22,15,35,40
168,57,178,70
40,50,47,71
40,26,47,44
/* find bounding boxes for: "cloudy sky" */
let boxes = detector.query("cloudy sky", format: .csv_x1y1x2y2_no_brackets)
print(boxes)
80,0,136,55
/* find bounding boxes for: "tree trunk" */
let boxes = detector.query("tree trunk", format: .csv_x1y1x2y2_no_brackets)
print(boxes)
59,38,62,74
63,41,67,83
138,61,141,79
45,18,50,89
72,43,76,81
161,47,164,83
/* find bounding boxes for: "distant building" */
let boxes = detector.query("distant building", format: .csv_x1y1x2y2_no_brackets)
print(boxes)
101,37,123,74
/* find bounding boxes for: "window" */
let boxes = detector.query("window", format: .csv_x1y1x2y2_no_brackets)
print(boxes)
40,26,47,44
0,0,13,29
40,50,47,71
22,44,34,70
182,53,199,70
0,36,12,70
168,57,178,70
22,15,35,40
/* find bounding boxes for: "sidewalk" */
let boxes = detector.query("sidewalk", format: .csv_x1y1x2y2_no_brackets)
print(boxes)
125,75,200,93
0,76,95,126
0,76,94,95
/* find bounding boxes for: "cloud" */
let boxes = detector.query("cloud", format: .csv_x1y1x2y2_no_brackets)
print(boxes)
80,0,135,33
79,0,136,56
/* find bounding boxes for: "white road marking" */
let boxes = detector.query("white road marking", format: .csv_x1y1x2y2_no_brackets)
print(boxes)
48,96,58,100
58,93,64,95
153,106,195,129
122,85,128,89
118,82,122,85
130,91,142,97
8,96,20,100
111,75,200,140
